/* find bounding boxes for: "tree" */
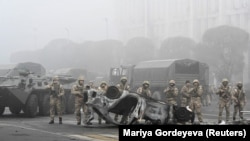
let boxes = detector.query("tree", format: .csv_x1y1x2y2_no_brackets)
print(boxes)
158,36,196,59
86,39,124,73
124,37,155,64
194,25,249,82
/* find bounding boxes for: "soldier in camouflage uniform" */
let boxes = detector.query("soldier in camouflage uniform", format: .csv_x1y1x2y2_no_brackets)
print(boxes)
231,82,247,121
188,79,203,123
97,81,109,124
71,76,88,125
46,76,65,124
216,78,232,123
136,81,152,97
164,80,178,122
114,76,130,124
180,80,191,107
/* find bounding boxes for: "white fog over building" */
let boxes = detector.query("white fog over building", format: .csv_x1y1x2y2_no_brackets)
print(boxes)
114,0,250,83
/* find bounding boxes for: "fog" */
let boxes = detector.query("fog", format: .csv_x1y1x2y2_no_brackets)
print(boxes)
0,0,250,85
0,0,117,63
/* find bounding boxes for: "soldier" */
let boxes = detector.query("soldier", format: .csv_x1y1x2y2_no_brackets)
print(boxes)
114,76,130,124
46,76,65,124
97,81,108,124
136,81,152,97
209,84,216,102
84,84,98,125
164,80,178,122
180,80,191,107
216,78,232,123
188,79,203,123
231,82,247,121
201,86,210,106
71,76,88,125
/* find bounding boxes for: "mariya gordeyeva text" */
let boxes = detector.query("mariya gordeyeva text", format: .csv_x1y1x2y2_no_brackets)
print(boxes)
123,129,246,139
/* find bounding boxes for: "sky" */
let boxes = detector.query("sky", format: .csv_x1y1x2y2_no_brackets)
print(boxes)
0,0,118,64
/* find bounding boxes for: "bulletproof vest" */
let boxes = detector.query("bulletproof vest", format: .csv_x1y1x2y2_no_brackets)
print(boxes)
141,88,150,97
220,85,231,99
182,86,190,97
191,86,201,97
166,86,177,98
76,84,84,93
235,88,245,101
50,84,60,96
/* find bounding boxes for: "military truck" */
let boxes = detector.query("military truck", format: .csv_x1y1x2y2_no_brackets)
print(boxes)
0,62,75,117
109,58,210,105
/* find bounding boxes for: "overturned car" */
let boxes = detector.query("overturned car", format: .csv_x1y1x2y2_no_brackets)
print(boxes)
85,86,195,125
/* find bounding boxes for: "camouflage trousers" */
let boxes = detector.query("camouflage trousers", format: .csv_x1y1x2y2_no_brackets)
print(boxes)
218,99,230,122
50,96,62,121
189,97,203,122
166,99,177,122
75,97,88,123
233,102,245,120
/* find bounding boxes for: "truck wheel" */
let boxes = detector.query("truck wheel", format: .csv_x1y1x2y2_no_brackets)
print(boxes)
40,94,50,116
9,104,22,115
0,104,5,115
24,95,38,117
66,95,75,114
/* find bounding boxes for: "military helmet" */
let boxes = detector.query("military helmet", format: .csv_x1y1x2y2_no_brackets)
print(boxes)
222,78,228,82
193,79,199,84
100,81,107,86
143,81,150,85
78,76,85,81
169,80,175,84
237,81,243,86
120,76,127,81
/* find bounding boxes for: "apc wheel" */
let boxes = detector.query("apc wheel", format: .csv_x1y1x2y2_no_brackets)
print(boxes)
66,95,75,114
40,94,50,116
9,104,22,115
24,95,38,117
0,104,5,115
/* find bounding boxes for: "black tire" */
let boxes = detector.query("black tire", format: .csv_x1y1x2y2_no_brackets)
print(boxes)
66,95,75,114
40,94,50,116
9,103,22,115
0,104,5,115
24,95,38,118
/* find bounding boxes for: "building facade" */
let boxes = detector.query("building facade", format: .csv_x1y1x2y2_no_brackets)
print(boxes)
115,0,250,83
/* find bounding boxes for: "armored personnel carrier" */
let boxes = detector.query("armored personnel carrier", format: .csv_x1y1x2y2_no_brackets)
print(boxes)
0,62,75,117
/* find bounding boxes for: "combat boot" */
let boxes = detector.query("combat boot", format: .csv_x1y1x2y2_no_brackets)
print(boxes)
59,117,62,124
49,120,54,124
